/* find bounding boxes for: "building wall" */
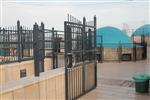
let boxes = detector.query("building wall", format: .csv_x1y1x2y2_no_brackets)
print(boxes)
145,36,150,46
136,47,144,60
102,47,144,61
133,36,150,46
0,58,52,84
103,48,119,61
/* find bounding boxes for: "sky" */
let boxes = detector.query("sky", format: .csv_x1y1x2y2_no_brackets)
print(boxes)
0,0,150,36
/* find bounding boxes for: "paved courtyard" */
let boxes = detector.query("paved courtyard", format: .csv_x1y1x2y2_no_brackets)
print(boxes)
79,48,150,100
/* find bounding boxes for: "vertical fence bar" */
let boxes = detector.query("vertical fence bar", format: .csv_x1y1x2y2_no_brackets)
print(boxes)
64,22,68,100
142,42,147,59
17,20,21,62
101,35,103,63
118,42,122,62
52,27,56,69
40,22,45,72
20,26,24,59
133,43,137,61
56,31,58,68
82,17,86,93
33,22,40,76
94,15,97,87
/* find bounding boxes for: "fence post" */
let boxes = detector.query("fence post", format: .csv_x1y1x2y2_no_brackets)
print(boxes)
41,22,45,59
94,15,97,87
2,28,5,48
52,27,56,69
64,22,68,100
17,20,22,62
82,17,86,93
141,34,145,43
40,22,45,72
100,35,103,63
33,22,40,76
88,29,92,61
118,42,122,62
64,22,73,100
142,42,147,59
133,43,137,61
20,26,24,58
56,31,58,68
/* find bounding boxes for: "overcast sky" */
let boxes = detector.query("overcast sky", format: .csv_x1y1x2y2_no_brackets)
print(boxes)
0,0,150,35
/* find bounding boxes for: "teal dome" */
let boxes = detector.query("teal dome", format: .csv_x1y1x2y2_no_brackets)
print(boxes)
133,24,150,36
96,26,133,48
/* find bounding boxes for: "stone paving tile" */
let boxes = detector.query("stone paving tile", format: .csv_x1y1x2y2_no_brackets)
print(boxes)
79,78,150,100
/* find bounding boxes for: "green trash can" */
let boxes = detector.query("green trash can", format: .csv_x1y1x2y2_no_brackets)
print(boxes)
132,74,150,93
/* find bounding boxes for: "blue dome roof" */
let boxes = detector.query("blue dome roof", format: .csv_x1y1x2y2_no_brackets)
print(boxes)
133,24,150,36
96,26,133,48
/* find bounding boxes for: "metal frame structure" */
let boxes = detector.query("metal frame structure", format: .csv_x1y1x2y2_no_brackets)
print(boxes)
64,15,97,100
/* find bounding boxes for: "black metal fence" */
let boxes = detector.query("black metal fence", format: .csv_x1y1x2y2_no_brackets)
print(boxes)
64,15,97,100
0,21,33,64
0,21,65,76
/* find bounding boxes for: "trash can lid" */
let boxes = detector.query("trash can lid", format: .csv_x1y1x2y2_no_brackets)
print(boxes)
132,74,150,82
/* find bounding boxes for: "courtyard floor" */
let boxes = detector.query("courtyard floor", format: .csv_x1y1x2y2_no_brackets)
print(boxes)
79,49,150,100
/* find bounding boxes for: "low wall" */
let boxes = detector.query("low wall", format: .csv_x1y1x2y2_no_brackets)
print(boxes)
0,63,96,100
102,47,144,61
0,68,65,100
0,58,52,84
103,48,118,61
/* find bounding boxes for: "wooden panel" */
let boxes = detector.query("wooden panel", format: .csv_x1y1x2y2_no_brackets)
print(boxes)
85,63,95,91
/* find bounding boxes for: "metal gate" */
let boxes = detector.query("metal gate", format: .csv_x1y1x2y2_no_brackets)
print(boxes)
64,15,97,100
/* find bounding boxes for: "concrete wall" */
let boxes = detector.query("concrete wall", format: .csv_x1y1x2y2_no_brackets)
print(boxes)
0,58,52,84
103,48,119,61
133,36,142,43
133,36,150,46
136,47,144,60
102,47,144,61
0,68,65,100
145,36,150,46
0,63,96,100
